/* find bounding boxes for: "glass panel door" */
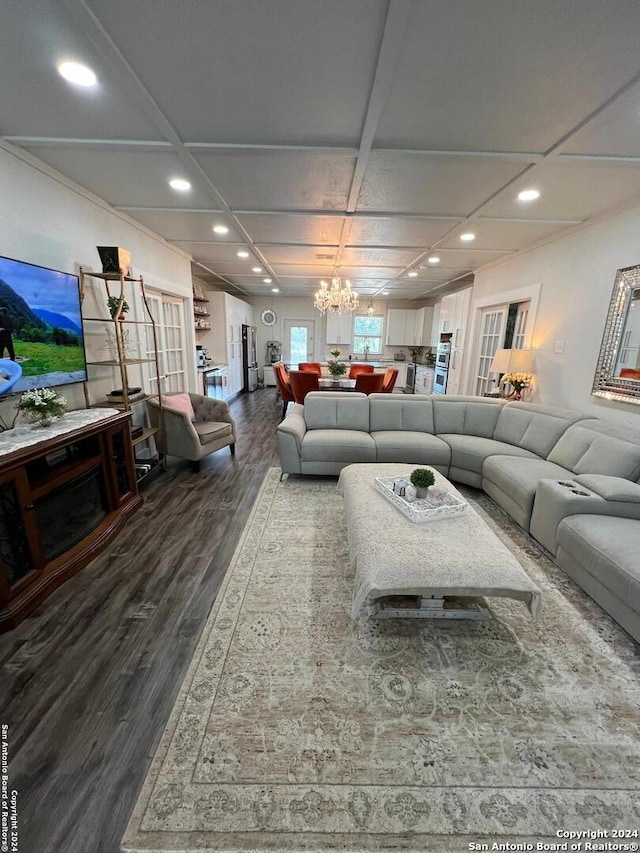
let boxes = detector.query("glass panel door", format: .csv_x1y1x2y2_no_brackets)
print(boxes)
285,320,315,365
474,307,508,396
139,292,187,395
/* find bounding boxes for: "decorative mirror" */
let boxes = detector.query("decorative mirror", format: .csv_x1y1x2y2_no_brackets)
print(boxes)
592,264,640,405
261,309,277,326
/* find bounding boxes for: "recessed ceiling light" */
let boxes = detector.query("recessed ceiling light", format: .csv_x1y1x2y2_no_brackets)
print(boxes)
427,256,440,264
408,271,418,278
237,250,249,258
213,224,229,235
271,287,279,293
57,61,97,87
169,178,191,192
518,188,540,202
263,277,272,284
382,291,389,295
460,232,475,242
252,266,262,273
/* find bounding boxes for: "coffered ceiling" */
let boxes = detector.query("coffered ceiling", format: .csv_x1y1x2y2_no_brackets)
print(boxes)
3,0,640,300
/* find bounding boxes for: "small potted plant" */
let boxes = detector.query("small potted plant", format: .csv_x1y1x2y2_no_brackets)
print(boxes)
18,387,68,428
328,360,348,378
107,295,130,320
410,467,435,498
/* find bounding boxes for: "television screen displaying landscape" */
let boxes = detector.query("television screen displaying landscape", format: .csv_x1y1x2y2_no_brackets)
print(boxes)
0,254,87,393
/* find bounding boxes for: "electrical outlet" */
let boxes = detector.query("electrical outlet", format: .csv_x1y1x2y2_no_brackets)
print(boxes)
555,341,566,354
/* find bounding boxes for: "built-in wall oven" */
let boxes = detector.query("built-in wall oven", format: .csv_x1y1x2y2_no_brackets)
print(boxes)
404,361,417,393
433,364,448,394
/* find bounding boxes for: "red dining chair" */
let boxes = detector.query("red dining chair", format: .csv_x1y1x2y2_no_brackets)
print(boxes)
381,367,399,393
354,372,385,395
348,363,374,379
298,362,323,375
274,362,295,420
289,369,320,404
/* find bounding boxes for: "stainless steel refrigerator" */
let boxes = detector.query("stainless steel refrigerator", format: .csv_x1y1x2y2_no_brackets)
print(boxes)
242,325,259,392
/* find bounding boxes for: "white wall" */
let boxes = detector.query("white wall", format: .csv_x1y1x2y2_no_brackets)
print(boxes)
467,204,640,427
0,143,195,424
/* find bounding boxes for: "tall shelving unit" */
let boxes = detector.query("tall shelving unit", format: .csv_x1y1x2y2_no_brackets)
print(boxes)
79,267,164,484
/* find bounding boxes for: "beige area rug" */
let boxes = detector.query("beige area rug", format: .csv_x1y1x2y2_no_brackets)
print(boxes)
122,468,640,852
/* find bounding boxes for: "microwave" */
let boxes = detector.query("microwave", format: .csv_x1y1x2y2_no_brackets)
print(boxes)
436,350,450,369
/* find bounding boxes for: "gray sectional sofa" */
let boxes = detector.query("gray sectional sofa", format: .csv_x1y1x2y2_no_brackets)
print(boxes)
277,392,640,642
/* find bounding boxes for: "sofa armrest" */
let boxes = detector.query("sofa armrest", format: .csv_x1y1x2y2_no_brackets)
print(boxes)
277,408,307,474
160,407,202,458
530,477,640,555
573,474,640,503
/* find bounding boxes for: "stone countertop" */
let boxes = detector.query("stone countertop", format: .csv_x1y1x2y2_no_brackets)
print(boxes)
197,364,228,372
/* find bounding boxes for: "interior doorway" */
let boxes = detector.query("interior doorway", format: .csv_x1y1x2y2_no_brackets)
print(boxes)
473,300,531,396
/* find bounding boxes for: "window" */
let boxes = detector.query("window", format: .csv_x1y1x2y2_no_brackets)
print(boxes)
353,315,383,355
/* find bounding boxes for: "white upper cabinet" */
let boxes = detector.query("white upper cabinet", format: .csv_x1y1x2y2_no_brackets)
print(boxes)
386,307,434,345
452,288,472,350
326,312,353,345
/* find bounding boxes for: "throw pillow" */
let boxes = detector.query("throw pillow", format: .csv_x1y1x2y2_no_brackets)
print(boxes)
162,392,195,421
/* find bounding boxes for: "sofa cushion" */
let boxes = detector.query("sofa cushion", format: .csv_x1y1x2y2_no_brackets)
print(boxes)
548,421,640,480
369,394,435,433
302,429,375,463
482,455,573,527
432,395,504,438
494,402,588,458
195,421,233,445
439,434,538,475
372,431,450,468
304,392,370,431
557,515,640,606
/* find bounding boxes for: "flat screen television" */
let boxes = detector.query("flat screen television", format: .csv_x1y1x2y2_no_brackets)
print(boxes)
0,254,87,394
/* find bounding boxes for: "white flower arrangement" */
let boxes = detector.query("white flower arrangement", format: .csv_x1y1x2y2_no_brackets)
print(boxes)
18,387,68,426
500,371,532,391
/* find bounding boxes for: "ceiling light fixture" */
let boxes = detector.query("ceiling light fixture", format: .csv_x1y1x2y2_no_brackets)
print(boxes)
57,61,97,87
314,268,359,315
271,287,279,293
237,250,249,258
408,271,418,278
169,178,191,192
382,291,389,295
427,256,440,264
213,224,229,235
460,232,476,242
367,299,375,317
252,266,262,273
263,278,272,284
518,188,540,202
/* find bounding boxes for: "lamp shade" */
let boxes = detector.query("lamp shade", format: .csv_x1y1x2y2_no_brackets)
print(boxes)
490,348,535,374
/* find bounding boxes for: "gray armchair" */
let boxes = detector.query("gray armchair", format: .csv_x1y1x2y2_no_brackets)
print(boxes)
147,392,236,470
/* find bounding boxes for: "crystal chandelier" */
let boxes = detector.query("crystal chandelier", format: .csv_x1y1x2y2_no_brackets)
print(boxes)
314,269,359,315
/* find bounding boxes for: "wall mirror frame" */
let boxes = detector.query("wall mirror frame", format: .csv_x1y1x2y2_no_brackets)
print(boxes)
592,264,640,405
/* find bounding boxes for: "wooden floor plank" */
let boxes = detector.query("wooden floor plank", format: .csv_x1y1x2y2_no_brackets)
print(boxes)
0,387,284,853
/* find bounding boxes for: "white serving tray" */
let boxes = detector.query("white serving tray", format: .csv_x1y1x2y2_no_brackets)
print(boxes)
374,476,467,523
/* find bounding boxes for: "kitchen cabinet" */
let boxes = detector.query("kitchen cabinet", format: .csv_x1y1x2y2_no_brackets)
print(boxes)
208,291,253,398
325,313,352,346
263,365,276,387
415,365,434,395
394,362,407,389
386,308,434,345
441,287,472,395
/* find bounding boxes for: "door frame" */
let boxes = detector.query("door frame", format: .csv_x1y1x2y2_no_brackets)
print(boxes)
462,282,541,394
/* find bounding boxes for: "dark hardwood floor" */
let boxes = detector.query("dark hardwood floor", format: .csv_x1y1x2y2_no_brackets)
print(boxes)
0,387,283,853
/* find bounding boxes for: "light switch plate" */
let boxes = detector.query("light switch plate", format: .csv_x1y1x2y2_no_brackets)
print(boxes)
555,341,566,354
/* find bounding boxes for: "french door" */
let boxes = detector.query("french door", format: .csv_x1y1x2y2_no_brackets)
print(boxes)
473,300,532,396
474,307,509,396
141,292,188,395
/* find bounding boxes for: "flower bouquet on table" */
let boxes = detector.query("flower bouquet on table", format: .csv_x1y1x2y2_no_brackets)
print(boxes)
500,371,532,401
18,387,68,427
327,348,347,378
